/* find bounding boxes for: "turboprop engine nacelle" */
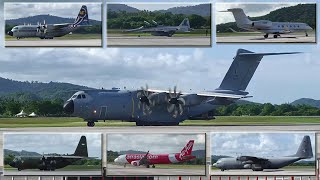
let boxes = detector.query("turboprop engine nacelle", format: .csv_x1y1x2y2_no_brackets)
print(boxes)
131,160,140,166
252,20,272,29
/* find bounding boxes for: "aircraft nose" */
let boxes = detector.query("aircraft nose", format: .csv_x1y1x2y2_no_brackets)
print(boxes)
63,100,74,114
9,161,16,167
114,158,119,163
7,31,13,36
212,163,217,167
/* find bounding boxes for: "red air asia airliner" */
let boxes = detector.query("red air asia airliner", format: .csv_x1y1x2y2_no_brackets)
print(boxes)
114,140,195,168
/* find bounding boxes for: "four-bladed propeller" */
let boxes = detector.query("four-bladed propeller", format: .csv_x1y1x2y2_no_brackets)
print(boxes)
137,85,185,118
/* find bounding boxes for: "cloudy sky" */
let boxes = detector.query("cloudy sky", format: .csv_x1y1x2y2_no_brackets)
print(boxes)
211,133,316,160
215,3,309,24
4,3,102,21
4,133,102,158
124,3,204,11
108,134,205,154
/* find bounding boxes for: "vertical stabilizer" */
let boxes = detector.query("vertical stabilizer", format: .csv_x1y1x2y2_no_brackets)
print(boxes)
73,5,89,26
73,136,88,157
180,140,194,157
293,135,313,159
227,8,251,28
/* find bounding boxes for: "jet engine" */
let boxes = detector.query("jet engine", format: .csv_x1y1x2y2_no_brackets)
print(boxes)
131,160,140,166
243,164,252,169
251,20,272,29
251,164,263,171
241,160,254,164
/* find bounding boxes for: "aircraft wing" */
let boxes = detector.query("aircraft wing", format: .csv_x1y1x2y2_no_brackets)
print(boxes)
236,156,269,163
148,89,250,99
137,151,150,166
44,155,85,160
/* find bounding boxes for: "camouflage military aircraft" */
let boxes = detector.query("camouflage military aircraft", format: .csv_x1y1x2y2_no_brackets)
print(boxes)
8,136,89,171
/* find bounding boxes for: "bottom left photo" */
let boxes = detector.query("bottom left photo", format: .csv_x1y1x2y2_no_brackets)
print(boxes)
3,133,102,176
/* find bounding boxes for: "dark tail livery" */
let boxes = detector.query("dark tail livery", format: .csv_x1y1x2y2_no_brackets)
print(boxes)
73,136,88,157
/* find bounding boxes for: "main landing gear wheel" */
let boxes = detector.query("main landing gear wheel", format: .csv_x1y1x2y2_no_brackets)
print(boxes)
273,34,278,38
152,165,155,168
87,121,95,127
264,34,268,38
306,33,309,37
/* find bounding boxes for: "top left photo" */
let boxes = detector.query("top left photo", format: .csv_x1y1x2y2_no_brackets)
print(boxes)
4,3,102,47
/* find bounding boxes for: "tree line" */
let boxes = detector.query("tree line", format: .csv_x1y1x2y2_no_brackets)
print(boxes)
213,103,320,116
0,98,319,117
107,10,211,29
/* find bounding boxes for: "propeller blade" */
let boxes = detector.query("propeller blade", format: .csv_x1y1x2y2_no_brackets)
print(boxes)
179,104,184,115
167,104,175,113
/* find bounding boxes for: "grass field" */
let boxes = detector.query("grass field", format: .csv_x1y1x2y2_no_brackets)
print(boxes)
0,116,320,128
5,33,102,40
4,164,101,171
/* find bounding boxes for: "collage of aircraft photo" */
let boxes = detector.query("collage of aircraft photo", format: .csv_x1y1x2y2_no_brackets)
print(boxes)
0,0,319,179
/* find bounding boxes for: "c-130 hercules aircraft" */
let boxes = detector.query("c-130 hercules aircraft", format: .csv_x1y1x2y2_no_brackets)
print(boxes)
63,49,299,127
8,136,89,171
7,5,90,40
213,135,313,171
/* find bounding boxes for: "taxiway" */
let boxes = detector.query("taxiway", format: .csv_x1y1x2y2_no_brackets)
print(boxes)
107,35,211,46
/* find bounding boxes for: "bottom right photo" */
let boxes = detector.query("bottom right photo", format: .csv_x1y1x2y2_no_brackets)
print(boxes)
210,132,316,176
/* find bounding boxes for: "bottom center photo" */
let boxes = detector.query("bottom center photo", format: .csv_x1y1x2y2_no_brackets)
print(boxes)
106,133,206,176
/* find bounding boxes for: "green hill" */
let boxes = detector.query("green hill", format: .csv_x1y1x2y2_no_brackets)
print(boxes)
217,4,316,33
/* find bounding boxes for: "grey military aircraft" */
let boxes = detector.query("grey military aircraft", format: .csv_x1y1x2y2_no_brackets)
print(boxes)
213,135,313,171
221,8,313,38
125,18,191,37
8,136,89,171
7,5,90,40
63,49,300,127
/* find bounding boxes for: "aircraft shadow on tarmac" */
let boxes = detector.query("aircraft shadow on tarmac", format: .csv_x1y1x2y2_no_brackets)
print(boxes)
250,37,298,40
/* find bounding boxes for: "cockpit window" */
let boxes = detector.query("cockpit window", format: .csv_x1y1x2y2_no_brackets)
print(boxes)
77,95,81,99
72,95,77,98
14,27,18,30
82,94,86,99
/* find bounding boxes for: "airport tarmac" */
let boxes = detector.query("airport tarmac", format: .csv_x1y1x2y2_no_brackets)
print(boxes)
5,39,102,47
211,168,315,176
1,124,320,133
217,33,316,43
4,170,101,176
106,164,205,176
107,35,211,46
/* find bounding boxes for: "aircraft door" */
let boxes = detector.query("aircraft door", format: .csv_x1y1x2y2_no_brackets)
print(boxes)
99,106,108,119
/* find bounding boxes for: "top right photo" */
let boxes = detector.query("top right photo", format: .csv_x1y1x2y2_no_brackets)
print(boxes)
216,3,316,43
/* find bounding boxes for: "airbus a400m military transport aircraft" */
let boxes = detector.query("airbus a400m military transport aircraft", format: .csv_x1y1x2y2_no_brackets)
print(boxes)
222,8,313,38
63,49,299,127
125,18,191,37
8,136,89,171
114,140,196,168
213,135,313,171
7,5,90,40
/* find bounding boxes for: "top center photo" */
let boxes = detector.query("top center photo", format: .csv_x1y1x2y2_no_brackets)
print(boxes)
106,3,212,47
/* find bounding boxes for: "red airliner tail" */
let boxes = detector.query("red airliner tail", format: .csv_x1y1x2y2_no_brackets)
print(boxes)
180,140,194,157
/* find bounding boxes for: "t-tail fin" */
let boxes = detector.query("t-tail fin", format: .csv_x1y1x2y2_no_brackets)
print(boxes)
216,49,301,94
180,140,194,157
293,135,313,159
73,5,89,26
73,136,88,157
225,8,251,28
